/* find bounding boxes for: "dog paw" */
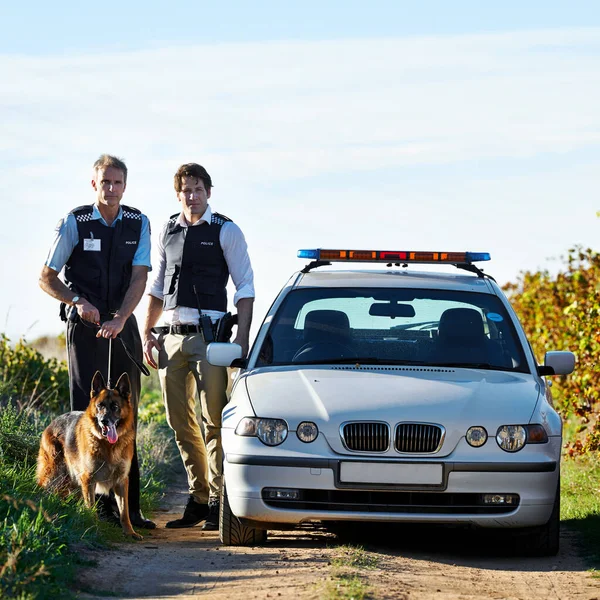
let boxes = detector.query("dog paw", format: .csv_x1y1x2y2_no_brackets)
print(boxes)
125,530,143,541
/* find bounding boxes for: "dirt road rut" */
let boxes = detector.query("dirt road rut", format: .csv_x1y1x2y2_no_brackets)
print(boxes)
78,483,600,599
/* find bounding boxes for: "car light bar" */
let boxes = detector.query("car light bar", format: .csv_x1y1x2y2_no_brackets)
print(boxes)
297,249,490,264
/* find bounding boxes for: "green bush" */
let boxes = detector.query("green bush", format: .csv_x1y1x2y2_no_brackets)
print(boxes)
0,335,69,413
504,246,600,453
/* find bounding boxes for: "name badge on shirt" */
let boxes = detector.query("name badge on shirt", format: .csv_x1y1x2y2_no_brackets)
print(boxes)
84,238,101,251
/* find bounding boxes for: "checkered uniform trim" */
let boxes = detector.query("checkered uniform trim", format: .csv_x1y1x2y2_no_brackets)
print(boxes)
121,205,142,220
211,212,232,226
71,204,144,222
71,205,94,223
122,210,142,220
75,212,94,223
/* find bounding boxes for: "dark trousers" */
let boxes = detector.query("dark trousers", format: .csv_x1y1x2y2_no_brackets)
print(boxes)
66,314,143,514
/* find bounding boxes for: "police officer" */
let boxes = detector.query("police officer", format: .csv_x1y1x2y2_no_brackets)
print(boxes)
39,154,155,529
142,163,254,530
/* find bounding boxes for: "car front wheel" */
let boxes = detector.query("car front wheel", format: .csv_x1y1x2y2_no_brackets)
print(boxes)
219,480,267,546
518,479,560,557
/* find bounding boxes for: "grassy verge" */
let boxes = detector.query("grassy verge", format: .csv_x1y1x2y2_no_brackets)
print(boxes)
322,545,378,600
561,454,600,566
0,338,176,600
0,402,106,598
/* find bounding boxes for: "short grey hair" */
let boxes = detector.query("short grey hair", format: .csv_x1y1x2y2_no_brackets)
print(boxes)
93,154,128,183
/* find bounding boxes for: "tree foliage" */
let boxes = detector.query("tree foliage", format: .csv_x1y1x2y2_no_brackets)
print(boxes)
504,246,600,453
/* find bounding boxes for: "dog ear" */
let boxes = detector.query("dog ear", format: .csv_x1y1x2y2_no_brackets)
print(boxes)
91,371,107,396
114,372,131,400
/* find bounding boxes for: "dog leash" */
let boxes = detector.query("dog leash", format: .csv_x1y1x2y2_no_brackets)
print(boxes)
107,337,113,388
77,315,151,382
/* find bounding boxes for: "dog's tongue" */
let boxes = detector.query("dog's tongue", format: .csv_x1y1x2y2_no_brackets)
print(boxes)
107,423,118,444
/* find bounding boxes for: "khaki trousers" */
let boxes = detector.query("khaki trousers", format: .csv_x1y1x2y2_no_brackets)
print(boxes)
158,333,228,504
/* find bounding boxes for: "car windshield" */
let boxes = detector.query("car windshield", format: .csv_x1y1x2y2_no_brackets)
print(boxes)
256,287,529,372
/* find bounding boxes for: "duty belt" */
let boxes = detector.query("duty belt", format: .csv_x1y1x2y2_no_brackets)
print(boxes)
152,324,204,336
152,313,237,343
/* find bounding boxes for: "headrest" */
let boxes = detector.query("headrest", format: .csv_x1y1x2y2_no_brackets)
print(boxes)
303,310,350,342
438,308,485,341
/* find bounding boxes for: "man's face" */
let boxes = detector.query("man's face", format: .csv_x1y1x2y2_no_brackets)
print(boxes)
177,176,211,219
91,166,126,208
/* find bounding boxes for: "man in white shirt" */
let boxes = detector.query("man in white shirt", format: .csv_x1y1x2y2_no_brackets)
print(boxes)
143,163,254,530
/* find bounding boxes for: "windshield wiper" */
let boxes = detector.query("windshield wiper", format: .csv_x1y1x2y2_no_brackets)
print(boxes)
432,362,499,370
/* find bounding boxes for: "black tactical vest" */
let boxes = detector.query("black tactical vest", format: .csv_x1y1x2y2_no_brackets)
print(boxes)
161,212,231,312
64,204,143,315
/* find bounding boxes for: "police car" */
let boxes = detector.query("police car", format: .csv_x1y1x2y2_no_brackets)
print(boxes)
207,249,575,555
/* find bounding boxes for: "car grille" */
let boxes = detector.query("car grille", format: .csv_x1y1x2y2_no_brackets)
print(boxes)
395,423,443,453
262,490,519,515
342,422,389,452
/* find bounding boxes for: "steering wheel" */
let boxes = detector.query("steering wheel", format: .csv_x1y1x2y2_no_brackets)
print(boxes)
292,341,357,363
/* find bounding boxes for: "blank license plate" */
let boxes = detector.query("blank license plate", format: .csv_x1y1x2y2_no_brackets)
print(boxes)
339,462,443,485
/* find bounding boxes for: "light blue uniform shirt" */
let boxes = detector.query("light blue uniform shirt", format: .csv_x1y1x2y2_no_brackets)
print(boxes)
45,204,152,272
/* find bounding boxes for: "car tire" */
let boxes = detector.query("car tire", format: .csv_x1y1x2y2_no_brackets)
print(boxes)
219,480,267,546
519,479,560,557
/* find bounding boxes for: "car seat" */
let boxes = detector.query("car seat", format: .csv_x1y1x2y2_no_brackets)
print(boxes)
434,307,490,364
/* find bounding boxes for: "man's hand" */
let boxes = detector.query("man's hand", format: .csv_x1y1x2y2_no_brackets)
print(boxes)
233,334,249,359
97,315,126,339
143,333,162,369
77,299,100,325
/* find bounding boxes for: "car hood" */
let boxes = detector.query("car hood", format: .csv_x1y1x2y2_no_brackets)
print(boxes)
244,366,540,456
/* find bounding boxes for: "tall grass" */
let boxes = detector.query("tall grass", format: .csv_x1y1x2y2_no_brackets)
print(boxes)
0,335,175,599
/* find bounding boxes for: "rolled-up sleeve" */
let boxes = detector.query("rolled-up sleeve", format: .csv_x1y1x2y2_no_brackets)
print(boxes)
45,214,78,272
148,221,168,300
132,214,152,269
221,222,255,305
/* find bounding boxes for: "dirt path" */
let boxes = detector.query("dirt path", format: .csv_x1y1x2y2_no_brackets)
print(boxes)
78,478,600,600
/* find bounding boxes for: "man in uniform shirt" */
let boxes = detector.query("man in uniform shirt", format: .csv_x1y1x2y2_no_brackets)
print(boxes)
39,154,155,529
143,162,254,530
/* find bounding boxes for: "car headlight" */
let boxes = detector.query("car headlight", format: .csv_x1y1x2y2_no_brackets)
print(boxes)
235,417,288,446
466,426,488,447
297,421,319,443
496,425,527,452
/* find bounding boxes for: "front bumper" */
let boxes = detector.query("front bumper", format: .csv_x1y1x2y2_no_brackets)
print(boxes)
223,439,560,529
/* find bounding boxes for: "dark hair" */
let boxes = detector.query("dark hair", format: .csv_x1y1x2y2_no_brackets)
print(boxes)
174,163,213,193
93,154,128,183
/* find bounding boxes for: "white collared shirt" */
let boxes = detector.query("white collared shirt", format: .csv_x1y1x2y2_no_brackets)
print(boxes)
149,205,254,325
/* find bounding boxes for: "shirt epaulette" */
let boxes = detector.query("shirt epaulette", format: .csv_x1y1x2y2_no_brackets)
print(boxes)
121,205,142,220
212,212,232,226
70,205,94,223
166,213,181,235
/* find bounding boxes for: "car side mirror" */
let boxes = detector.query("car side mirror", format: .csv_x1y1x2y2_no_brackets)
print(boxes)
537,351,576,376
206,342,244,368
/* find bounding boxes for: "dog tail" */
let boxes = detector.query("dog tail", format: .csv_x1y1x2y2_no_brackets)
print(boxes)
36,427,66,489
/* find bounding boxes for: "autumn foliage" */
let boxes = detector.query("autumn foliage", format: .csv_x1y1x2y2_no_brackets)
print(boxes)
504,246,600,454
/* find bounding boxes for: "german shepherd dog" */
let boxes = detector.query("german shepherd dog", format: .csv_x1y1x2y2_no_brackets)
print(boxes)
37,371,142,540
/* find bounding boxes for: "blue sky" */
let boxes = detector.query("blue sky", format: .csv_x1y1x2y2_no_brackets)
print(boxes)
3,1,600,53
1,2,599,342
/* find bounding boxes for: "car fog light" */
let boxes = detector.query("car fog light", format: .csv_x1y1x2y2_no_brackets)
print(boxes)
263,488,300,500
466,426,488,447
482,494,519,505
496,425,527,452
257,418,288,446
297,421,319,443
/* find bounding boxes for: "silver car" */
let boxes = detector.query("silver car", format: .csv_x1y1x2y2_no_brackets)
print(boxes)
208,249,575,555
